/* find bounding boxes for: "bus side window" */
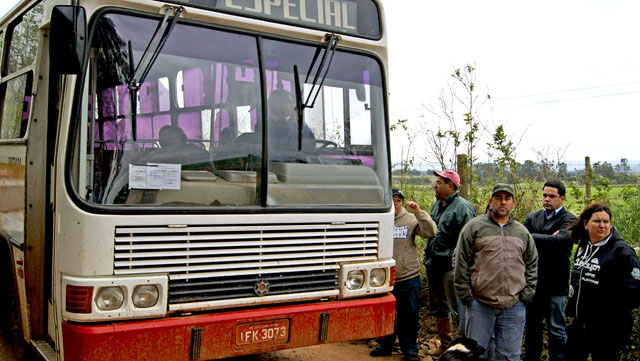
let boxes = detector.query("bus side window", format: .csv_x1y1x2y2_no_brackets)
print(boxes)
0,4,42,139
0,73,32,139
4,4,43,76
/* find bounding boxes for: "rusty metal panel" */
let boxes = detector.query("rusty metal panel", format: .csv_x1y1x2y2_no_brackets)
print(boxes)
0,160,26,234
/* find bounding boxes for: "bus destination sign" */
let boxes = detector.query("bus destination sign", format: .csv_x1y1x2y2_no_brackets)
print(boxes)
169,0,381,38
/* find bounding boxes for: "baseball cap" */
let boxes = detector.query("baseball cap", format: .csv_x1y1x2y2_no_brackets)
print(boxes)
491,183,515,197
392,188,404,199
433,169,461,188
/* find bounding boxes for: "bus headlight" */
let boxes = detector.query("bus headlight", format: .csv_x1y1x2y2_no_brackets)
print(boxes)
370,268,386,287
132,285,159,308
346,270,365,290
95,287,125,311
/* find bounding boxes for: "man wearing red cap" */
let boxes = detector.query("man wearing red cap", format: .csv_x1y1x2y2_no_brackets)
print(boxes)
423,169,476,355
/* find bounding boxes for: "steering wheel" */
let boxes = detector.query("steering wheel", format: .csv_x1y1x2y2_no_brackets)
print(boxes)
315,140,338,150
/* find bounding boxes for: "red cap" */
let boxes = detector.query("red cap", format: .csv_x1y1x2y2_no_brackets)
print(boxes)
433,169,461,188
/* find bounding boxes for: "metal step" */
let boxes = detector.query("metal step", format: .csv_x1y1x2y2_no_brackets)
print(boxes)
31,339,57,361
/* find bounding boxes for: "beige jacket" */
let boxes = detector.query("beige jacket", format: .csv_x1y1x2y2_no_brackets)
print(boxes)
393,207,437,282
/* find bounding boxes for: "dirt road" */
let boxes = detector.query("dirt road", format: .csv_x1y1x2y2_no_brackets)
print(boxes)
235,341,407,361
0,333,417,361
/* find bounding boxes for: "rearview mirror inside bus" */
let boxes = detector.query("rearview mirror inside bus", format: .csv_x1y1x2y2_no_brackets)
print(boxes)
49,6,87,75
355,83,366,102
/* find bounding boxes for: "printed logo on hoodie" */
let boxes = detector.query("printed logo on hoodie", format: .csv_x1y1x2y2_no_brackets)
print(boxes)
394,226,408,239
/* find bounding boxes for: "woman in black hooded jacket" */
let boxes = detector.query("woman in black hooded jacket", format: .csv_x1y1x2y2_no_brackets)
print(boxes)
565,203,640,361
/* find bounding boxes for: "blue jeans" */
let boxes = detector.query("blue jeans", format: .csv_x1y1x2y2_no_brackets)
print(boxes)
459,300,497,360
376,275,421,356
465,299,526,361
457,299,466,337
524,295,567,361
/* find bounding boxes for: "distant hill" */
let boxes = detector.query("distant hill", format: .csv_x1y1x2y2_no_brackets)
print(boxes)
393,160,640,175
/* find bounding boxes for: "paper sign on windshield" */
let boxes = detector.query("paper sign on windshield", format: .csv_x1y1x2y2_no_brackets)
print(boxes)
129,163,181,190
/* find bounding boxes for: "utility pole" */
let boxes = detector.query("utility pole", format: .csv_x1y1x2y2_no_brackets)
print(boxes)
457,154,468,199
585,156,592,202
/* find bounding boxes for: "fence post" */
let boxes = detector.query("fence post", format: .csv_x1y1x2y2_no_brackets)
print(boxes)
585,156,592,202
457,154,468,199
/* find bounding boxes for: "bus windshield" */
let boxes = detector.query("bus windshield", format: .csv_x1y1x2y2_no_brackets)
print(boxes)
72,10,389,209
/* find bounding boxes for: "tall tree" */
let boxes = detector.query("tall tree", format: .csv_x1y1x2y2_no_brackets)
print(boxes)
390,118,416,189
418,64,488,183
593,161,615,179
615,158,631,175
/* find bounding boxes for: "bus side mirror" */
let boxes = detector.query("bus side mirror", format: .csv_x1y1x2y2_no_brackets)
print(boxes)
49,6,87,75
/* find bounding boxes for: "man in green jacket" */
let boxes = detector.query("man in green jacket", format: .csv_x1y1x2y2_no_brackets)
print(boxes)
454,184,538,361
423,169,476,355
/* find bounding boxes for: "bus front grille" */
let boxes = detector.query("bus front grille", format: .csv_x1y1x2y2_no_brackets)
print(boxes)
113,222,379,305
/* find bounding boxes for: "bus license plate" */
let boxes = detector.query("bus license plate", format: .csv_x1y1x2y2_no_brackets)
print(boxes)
235,319,289,347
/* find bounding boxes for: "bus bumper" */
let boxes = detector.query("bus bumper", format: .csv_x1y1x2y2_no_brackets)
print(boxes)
61,294,395,361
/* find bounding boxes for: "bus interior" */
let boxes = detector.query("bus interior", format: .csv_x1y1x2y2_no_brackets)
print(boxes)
74,11,389,208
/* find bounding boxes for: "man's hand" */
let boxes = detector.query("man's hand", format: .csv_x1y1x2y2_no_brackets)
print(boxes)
406,201,421,215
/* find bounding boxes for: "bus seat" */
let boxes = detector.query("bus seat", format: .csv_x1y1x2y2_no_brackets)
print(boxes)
142,125,210,169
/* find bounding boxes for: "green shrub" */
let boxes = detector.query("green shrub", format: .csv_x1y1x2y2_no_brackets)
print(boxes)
611,185,640,249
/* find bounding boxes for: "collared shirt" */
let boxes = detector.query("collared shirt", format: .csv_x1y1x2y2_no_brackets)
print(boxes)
545,206,564,220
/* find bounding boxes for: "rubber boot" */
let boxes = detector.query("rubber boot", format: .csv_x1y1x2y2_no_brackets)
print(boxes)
427,317,454,356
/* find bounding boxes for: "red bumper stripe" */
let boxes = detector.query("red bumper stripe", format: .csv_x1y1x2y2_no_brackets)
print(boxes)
62,294,395,361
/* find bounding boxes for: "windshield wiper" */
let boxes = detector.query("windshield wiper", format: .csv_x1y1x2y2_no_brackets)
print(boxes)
293,33,340,150
304,33,340,108
127,6,183,140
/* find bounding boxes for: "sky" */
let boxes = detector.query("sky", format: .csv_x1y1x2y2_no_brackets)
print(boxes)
384,0,640,168
2,1,638,168
0,2,17,19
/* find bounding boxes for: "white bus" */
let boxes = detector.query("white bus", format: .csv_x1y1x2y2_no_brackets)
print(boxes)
0,0,395,360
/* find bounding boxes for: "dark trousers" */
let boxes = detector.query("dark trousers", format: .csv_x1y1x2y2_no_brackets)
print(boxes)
566,318,630,361
426,266,457,318
524,294,567,361
376,275,421,356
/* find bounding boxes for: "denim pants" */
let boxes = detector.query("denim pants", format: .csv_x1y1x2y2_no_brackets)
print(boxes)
524,295,567,361
457,298,466,337
376,275,421,356
465,299,526,361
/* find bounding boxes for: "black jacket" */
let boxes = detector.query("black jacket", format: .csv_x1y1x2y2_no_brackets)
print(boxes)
567,228,640,328
523,207,577,296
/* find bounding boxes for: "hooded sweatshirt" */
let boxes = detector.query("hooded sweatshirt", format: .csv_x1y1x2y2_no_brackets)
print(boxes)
393,207,437,282
567,227,640,327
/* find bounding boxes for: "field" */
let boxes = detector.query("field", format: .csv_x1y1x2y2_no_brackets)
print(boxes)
394,176,640,249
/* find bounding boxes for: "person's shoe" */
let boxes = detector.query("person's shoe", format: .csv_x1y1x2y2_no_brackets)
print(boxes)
402,354,419,361
370,347,392,357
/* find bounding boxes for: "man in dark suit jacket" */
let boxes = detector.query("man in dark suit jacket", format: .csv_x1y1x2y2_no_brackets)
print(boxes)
522,180,577,361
